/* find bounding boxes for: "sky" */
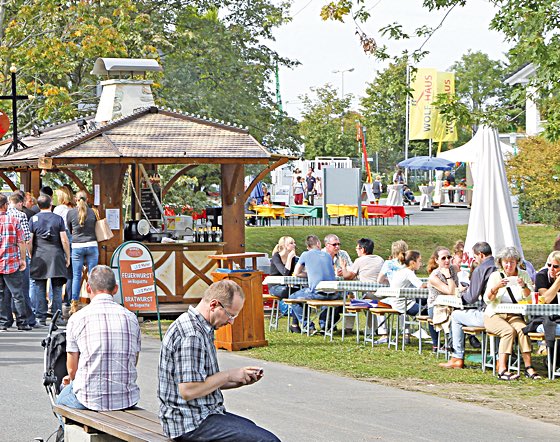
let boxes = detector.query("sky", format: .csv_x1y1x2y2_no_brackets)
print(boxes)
270,0,511,120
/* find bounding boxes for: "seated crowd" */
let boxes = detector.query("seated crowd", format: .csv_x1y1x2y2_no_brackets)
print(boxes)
269,233,560,380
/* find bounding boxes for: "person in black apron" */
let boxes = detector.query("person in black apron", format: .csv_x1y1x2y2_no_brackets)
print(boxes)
29,195,71,326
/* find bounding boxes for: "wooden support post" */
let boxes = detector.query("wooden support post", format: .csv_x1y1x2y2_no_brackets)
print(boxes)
221,164,245,255
30,170,41,197
92,164,127,265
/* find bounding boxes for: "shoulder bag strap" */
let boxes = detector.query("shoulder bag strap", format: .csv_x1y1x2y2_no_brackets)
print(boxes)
500,271,517,304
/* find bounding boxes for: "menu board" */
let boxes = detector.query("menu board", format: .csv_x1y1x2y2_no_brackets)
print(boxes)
141,186,161,220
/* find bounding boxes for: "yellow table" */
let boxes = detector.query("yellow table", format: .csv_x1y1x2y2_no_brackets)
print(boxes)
252,204,286,219
326,204,360,217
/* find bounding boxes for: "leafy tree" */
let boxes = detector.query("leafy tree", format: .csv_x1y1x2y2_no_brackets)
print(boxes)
319,0,560,140
0,0,162,126
507,137,560,226
298,84,360,159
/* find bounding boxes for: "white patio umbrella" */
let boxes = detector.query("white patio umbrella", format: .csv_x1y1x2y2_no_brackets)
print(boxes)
463,126,523,262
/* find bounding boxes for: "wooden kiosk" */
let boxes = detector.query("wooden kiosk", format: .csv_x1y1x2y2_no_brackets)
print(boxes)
0,58,292,347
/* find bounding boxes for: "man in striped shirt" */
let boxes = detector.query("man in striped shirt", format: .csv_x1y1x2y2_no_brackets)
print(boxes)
57,265,141,411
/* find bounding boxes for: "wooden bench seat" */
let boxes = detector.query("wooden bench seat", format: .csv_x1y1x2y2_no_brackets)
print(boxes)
53,405,170,442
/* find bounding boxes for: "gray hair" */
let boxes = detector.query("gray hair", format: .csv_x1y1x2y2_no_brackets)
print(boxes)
324,234,339,246
203,280,245,306
495,246,522,269
88,265,117,293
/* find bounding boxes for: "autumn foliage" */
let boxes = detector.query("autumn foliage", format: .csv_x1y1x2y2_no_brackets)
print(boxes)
506,137,560,226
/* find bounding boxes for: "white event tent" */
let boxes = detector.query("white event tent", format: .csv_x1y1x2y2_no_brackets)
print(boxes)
440,126,523,263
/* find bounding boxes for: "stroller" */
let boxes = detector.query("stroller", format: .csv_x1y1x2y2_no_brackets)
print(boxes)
41,310,67,442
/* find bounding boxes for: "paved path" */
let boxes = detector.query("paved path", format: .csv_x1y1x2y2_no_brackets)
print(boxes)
1,328,558,441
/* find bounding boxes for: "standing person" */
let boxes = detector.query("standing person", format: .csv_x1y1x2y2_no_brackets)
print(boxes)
372,176,383,204
158,280,279,442
392,169,405,185
54,186,75,317
443,171,456,203
57,265,141,410
483,246,540,380
22,192,36,220
0,194,30,331
67,190,99,315
31,186,55,214
29,195,70,326
293,176,305,205
3,192,37,328
290,235,338,333
305,168,317,206
439,242,495,369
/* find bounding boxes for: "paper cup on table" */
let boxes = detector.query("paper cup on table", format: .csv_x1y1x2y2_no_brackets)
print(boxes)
531,292,539,304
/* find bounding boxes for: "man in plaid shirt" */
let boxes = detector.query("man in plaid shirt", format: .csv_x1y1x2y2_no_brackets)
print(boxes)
0,193,30,331
3,191,37,328
158,280,279,441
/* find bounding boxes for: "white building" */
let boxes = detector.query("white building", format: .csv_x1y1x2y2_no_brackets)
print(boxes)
504,63,543,136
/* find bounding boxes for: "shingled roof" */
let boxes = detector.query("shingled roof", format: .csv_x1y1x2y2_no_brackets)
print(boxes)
0,107,272,169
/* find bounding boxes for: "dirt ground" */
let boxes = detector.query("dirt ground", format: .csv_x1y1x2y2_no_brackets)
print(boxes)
376,377,560,426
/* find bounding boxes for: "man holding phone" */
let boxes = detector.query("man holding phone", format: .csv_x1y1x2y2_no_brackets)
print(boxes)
158,280,279,441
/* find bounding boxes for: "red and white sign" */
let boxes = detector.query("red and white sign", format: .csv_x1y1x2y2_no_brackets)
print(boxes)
114,242,157,311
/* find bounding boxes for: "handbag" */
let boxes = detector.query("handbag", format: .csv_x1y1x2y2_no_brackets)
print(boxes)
93,208,114,242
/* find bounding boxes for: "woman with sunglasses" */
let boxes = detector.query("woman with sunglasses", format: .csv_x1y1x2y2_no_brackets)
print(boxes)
532,251,560,339
427,246,463,352
483,246,540,380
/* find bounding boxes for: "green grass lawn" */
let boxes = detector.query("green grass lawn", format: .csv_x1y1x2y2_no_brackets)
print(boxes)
246,224,558,274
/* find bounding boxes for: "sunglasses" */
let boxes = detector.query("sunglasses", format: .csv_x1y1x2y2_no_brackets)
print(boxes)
329,243,341,247
547,263,560,269
439,255,453,260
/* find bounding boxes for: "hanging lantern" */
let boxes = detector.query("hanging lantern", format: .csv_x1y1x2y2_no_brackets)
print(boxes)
0,111,10,137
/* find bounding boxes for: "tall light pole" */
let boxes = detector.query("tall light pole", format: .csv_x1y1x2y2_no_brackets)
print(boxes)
332,68,354,99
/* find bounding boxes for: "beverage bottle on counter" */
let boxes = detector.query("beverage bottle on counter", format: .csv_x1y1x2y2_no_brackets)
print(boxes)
211,227,217,242
203,227,209,243
215,227,222,242
195,227,201,243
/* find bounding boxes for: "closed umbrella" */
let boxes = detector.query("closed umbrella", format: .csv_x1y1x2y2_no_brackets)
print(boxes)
463,126,523,262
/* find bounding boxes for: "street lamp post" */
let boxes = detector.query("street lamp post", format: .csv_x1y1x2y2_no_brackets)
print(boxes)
332,68,354,100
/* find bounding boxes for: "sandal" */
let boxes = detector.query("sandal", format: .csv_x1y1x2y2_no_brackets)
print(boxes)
497,370,520,381
524,366,542,380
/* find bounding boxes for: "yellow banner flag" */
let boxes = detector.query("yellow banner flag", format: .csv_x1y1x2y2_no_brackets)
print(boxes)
409,68,437,140
433,72,458,142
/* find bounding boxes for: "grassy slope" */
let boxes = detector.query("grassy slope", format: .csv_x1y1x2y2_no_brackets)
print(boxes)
246,225,557,274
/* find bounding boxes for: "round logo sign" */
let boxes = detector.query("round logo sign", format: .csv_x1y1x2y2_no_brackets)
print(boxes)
0,112,10,138
125,247,143,258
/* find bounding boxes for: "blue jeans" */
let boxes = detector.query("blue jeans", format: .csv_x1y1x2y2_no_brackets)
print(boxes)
537,324,560,335
268,285,292,316
175,411,280,442
289,287,341,328
31,278,64,322
71,246,99,301
428,307,439,348
57,382,87,410
0,271,28,327
450,309,484,359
